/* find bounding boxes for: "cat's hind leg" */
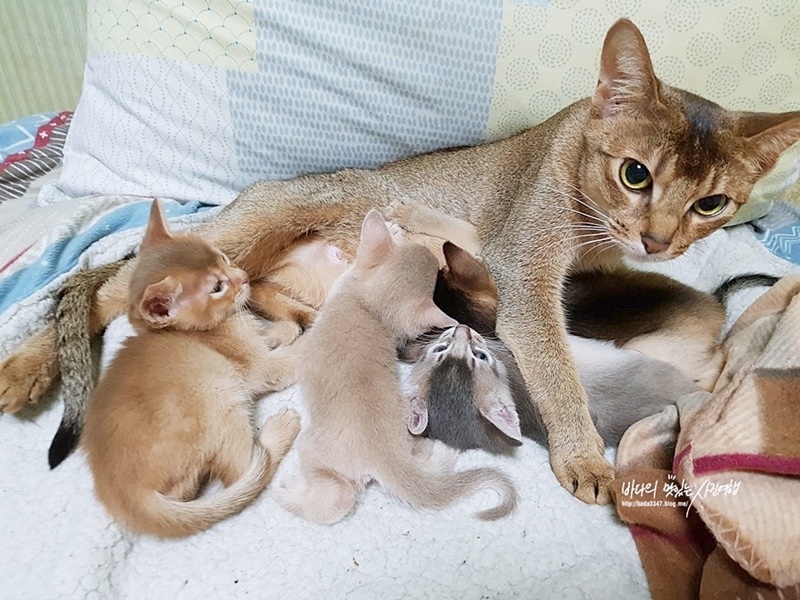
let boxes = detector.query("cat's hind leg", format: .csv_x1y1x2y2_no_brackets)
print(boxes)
273,466,358,525
0,325,60,413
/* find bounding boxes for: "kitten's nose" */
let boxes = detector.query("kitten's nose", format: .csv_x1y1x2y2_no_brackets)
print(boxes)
454,324,472,340
641,234,670,255
235,270,249,285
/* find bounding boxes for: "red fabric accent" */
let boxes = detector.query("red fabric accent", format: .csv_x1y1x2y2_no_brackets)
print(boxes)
693,452,800,477
0,111,72,174
631,525,696,548
0,245,33,274
673,443,692,473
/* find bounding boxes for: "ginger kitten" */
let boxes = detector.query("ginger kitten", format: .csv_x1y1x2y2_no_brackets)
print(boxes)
82,200,302,538
273,211,517,524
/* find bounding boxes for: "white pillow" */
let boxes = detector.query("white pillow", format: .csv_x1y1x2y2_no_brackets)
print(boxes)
44,0,800,225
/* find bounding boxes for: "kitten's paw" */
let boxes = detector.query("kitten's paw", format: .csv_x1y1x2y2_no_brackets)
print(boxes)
385,199,420,232
550,440,614,505
260,407,301,458
0,350,56,413
264,320,302,349
385,221,407,243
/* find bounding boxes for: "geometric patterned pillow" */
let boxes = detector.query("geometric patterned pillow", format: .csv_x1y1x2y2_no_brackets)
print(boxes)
42,0,800,228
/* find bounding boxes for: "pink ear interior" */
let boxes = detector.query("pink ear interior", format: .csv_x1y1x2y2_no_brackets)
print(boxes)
480,396,523,443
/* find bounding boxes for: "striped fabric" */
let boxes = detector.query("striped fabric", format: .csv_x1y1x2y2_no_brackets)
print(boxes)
0,112,72,204
0,0,86,122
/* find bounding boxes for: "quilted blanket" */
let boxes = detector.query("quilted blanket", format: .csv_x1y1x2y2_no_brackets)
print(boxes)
611,276,800,599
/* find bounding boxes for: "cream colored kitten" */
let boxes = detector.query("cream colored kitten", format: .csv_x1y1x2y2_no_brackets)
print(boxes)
273,210,517,524
82,200,302,538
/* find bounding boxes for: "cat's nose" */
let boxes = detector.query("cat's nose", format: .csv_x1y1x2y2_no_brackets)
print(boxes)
641,233,670,254
454,324,472,340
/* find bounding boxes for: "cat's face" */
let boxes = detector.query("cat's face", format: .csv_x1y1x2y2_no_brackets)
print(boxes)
575,20,800,265
129,201,251,331
407,325,522,446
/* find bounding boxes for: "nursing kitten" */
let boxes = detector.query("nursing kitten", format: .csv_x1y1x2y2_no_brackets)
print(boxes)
404,242,698,451
273,211,516,524
82,200,302,538
7,19,800,504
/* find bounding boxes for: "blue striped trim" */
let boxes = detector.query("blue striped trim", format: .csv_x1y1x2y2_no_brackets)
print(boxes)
0,200,214,316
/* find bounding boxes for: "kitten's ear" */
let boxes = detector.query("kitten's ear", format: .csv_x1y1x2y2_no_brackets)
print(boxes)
407,394,429,436
593,19,659,119
479,389,523,444
141,199,172,252
443,242,495,293
738,111,800,175
139,276,182,328
356,209,393,268
421,303,458,330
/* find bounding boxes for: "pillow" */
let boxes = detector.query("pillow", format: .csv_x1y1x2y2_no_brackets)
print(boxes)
44,0,800,225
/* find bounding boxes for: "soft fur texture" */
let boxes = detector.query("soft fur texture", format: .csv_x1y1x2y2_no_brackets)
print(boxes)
82,201,302,538
273,211,516,524
3,19,800,504
406,242,699,451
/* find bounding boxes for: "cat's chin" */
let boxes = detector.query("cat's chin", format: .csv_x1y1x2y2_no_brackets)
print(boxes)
625,250,677,264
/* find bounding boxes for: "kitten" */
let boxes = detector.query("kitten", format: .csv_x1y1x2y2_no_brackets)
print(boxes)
403,242,699,452
273,211,517,524
10,19,800,503
82,200,302,538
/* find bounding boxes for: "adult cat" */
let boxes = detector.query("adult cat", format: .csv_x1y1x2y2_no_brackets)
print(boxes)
2,20,799,504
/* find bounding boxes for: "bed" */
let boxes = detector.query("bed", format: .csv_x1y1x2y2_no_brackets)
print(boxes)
2,2,799,598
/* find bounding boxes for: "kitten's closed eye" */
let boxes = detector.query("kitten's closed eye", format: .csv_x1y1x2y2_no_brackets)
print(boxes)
211,280,228,297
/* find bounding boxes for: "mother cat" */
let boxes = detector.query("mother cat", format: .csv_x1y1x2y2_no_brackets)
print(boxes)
2,20,799,505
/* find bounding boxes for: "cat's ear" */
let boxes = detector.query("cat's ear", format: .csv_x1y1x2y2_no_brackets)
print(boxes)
139,276,183,328
479,389,523,444
141,199,173,252
443,242,495,293
592,19,659,119
421,302,458,330
407,394,429,436
356,209,393,268
737,111,800,175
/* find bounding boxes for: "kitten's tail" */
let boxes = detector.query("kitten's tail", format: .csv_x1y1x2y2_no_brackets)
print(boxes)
50,259,129,469
713,274,780,305
376,446,517,520
127,408,300,538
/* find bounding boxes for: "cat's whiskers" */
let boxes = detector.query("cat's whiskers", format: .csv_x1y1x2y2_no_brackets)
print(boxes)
540,184,611,227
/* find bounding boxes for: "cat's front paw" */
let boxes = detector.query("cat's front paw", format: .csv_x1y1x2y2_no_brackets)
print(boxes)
385,199,420,232
550,437,614,505
259,407,301,458
0,348,57,413
264,320,303,349
385,221,407,243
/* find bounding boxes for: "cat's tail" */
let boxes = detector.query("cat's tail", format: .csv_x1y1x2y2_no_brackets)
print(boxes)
375,445,517,520
713,274,780,305
128,408,300,538
49,259,130,469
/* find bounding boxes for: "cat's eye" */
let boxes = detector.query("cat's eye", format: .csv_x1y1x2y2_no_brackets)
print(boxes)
210,280,228,297
620,159,652,191
220,254,231,265
431,345,448,354
692,194,728,217
473,350,488,361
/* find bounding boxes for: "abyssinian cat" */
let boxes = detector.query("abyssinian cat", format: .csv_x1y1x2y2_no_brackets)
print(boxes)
82,200,302,538
273,211,516,524
402,242,699,452
48,233,348,468
4,19,800,504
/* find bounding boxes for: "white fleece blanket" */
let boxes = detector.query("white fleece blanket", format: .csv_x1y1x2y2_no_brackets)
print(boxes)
1,195,798,599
